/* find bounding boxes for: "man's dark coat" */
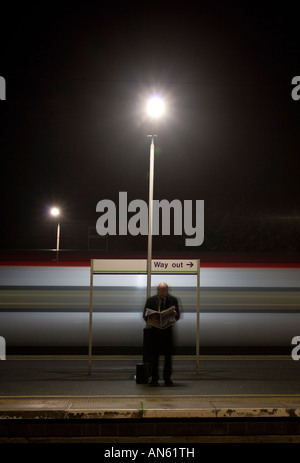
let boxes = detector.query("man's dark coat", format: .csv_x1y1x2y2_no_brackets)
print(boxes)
143,294,180,355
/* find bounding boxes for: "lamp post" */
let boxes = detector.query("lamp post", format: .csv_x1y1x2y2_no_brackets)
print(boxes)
147,134,155,300
50,207,60,260
146,95,164,299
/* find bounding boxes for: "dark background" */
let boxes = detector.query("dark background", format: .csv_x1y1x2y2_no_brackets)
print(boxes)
1,1,300,256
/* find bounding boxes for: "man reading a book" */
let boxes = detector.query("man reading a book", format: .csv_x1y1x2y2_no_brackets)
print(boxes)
143,282,180,386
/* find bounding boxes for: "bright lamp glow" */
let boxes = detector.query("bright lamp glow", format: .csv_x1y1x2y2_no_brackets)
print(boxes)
50,207,60,217
147,96,164,117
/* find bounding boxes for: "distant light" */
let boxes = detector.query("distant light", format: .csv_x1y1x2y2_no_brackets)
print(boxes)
147,95,164,118
50,207,60,217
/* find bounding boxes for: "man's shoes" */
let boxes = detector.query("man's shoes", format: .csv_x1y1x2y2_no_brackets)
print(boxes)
164,380,173,386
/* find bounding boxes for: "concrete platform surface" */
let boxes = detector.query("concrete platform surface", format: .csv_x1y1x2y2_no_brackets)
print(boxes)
1,355,300,420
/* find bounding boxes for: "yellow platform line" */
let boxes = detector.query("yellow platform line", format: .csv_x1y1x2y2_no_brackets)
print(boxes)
1,394,300,401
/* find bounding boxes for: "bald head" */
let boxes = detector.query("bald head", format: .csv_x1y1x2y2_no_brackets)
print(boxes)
157,282,169,299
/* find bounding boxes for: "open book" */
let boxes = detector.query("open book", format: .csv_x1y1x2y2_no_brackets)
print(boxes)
145,305,177,329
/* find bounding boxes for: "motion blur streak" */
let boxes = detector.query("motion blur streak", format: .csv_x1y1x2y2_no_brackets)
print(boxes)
0,266,299,349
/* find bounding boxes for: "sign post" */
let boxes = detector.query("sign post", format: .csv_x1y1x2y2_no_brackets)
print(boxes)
88,260,94,376
196,259,200,373
88,259,200,375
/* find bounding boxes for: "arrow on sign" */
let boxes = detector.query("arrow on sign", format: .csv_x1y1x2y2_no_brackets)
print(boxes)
187,262,194,268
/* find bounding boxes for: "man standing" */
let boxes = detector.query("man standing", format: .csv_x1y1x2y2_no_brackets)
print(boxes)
143,283,180,385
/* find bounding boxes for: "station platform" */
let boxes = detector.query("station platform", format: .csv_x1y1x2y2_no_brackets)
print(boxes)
1,355,300,443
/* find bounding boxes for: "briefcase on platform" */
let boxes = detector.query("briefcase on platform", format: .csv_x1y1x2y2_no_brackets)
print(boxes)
135,363,150,384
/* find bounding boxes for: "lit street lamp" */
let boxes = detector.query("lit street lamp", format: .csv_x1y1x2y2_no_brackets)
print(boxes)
147,96,164,118
50,207,60,260
146,95,164,299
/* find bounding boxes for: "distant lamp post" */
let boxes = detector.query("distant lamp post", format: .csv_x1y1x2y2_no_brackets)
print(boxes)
146,94,164,299
50,207,60,260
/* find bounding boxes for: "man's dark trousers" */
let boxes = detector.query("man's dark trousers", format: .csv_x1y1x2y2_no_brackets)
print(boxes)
149,325,173,382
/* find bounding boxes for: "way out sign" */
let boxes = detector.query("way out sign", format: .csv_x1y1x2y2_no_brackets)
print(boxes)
151,259,198,273
91,259,198,274
88,259,200,375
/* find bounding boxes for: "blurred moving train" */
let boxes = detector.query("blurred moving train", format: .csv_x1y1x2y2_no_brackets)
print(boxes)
0,263,300,354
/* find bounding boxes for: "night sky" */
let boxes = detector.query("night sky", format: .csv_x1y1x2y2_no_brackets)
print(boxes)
1,2,300,254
